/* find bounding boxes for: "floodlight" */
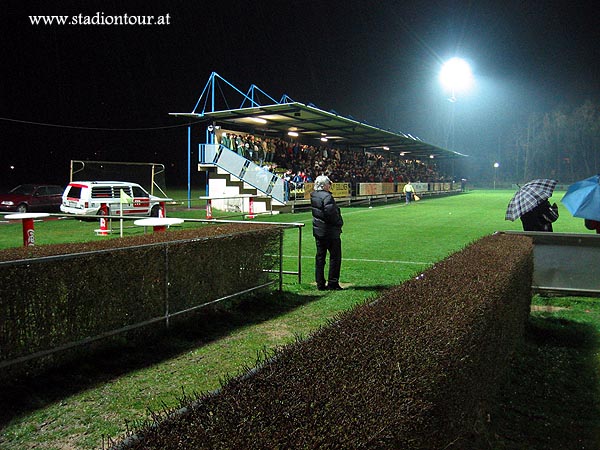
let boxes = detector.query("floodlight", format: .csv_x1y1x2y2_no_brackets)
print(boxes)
439,58,473,100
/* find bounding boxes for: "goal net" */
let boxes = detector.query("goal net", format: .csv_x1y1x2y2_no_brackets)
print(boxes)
69,160,168,196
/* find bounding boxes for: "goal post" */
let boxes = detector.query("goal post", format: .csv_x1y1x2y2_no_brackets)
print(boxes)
69,160,168,197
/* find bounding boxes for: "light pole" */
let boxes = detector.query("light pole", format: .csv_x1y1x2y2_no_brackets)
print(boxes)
439,58,473,150
493,162,500,189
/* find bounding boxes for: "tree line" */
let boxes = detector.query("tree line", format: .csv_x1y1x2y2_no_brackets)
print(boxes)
503,100,600,183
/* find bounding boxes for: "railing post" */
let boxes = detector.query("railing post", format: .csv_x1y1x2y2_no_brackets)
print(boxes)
279,229,284,292
164,244,170,329
298,225,302,284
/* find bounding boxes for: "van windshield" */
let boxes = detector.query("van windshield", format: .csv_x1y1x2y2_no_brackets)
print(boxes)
132,186,149,197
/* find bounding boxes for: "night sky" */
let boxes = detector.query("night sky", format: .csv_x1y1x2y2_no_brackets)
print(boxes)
2,0,600,187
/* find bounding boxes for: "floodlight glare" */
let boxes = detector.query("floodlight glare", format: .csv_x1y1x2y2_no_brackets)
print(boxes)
439,57,473,99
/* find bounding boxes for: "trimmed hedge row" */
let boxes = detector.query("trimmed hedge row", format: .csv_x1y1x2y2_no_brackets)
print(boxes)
0,223,275,263
0,223,280,378
114,233,533,449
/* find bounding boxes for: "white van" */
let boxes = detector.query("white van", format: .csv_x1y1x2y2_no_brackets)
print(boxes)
60,181,165,217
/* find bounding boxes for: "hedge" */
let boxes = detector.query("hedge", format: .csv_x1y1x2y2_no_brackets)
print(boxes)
0,223,281,378
112,233,533,449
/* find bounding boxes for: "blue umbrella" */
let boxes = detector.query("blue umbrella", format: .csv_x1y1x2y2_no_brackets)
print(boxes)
561,175,600,221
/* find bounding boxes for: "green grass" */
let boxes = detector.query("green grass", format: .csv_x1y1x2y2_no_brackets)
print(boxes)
1,190,599,449
489,296,600,448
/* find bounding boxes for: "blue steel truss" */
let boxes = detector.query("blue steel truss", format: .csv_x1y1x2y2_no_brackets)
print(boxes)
185,72,289,207
192,72,294,114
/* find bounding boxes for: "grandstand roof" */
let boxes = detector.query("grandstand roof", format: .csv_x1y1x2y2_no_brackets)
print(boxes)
171,102,467,160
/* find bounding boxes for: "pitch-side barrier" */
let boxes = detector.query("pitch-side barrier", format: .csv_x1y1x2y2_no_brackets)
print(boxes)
499,231,600,296
0,218,304,372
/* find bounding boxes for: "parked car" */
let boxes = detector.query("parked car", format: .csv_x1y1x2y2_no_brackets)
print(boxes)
60,181,165,217
0,184,64,213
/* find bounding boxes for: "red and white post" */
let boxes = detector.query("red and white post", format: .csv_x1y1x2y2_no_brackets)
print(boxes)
206,199,213,219
22,218,36,246
98,204,109,235
247,196,255,219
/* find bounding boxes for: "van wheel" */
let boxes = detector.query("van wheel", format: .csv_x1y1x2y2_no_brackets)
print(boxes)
97,207,109,216
17,204,28,213
150,205,160,217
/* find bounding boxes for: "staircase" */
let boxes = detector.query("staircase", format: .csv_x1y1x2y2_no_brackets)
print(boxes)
199,144,288,215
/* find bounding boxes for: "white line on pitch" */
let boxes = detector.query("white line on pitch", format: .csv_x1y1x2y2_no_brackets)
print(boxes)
280,254,430,265
287,202,406,225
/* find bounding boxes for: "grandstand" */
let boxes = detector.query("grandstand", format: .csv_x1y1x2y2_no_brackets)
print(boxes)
170,72,467,212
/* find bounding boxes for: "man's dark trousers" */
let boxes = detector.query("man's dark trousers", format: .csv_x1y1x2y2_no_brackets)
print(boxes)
315,236,342,288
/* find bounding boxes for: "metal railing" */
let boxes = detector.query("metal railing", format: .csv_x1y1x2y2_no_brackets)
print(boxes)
0,221,304,372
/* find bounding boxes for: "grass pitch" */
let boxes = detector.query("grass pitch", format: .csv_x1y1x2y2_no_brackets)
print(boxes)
1,190,599,449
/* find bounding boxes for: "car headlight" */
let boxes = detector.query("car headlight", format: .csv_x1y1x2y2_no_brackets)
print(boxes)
1,201,14,206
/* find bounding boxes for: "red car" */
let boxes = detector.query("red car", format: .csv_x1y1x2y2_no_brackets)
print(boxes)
0,184,64,213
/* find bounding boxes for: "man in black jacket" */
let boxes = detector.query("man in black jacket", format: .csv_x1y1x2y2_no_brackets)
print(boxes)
311,175,344,290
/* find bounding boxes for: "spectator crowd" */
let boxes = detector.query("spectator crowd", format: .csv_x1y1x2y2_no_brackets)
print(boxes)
218,131,449,191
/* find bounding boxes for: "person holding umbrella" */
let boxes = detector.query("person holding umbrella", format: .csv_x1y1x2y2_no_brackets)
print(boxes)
506,179,559,231
519,199,559,231
561,175,600,234
584,219,600,234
